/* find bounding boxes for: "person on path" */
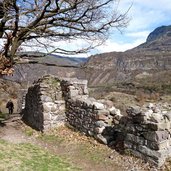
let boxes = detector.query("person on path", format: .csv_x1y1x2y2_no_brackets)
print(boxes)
6,100,14,114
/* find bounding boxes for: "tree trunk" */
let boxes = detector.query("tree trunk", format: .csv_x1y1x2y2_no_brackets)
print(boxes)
9,38,22,62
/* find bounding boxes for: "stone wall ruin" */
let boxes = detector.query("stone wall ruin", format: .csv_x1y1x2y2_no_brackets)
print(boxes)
22,75,65,131
22,75,171,167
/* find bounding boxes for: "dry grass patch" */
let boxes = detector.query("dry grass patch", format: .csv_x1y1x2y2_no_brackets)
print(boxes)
0,139,80,171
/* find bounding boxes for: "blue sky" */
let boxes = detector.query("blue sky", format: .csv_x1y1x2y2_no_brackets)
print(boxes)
93,0,171,55
16,0,171,57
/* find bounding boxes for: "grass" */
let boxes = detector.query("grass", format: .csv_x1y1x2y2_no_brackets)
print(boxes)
0,112,8,120
38,134,64,144
0,139,80,171
79,143,108,164
38,126,111,166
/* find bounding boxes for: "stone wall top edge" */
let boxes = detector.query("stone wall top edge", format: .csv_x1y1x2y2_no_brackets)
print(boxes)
34,74,88,85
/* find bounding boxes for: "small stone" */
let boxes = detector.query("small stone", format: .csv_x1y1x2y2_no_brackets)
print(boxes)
126,106,141,116
109,155,114,159
162,111,168,115
41,95,53,102
69,89,79,97
95,121,107,127
150,113,163,123
51,104,58,112
94,126,105,134
88,131,94,136
147,103,155,109
95,134,108,145
43,102,54,112
92,102,105,110
95,114,108,121
98,99,113,108
110,107,121,116
144,109,153,116
164,111,171,121
98,109,110,116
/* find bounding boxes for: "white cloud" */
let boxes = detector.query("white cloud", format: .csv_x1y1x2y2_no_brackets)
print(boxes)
120,0,171,32
95,38,144,53
126,31,150,39
2,0,171,57
21,38,92,58
98,0,171,53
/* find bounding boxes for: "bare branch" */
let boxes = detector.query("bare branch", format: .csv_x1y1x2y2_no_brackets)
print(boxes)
0,0,130,72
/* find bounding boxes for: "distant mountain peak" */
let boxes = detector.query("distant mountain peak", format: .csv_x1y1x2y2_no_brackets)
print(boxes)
146,25,171,42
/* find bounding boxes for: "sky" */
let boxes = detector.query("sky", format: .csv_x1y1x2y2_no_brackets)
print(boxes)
92,0,171,56
1,0,171,58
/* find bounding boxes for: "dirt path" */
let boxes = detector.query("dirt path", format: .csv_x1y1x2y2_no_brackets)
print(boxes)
0,115,158,171
0,114,31,144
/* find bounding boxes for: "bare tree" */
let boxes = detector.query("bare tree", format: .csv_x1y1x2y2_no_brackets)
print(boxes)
0,0,129,74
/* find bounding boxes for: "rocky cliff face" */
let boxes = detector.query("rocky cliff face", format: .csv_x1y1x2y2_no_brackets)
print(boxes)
83,25,171,85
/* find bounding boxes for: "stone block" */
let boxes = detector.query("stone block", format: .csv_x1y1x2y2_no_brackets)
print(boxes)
95,134,113,145
150,113,164,123
147,140,169,150
125,123,136,133
51,104,58,112
95,114,108,121
94,126,105,134
114,114,122,121
132,115,146,124
41,95,53,102
43,102,54,112
83,85,89,95
147,122,158,131
69,89,79,97
126,106,141,116
126,149,146,161
113,119,120,125
95,121,107,127
43,113,51,121
125,133,145,145
92,102,105,110
157,122,170,131
88,130,94,136
124,141,133,149
137,145,162,160
58,104,65,111
98,99,113,108
110,107,121,116
164,111,171,121
97,109,110,116
143,131,170,142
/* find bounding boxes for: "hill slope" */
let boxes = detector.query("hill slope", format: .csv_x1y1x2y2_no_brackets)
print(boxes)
3,25,171,89
83,25,171,86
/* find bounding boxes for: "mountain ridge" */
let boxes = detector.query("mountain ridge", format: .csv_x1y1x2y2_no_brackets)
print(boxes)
3,24,171,88
83,25,171,85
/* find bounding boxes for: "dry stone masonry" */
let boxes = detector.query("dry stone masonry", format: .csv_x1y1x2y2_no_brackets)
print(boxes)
61,79,121,144
121,103,171,166
22,75,171,167
22,75,65,131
